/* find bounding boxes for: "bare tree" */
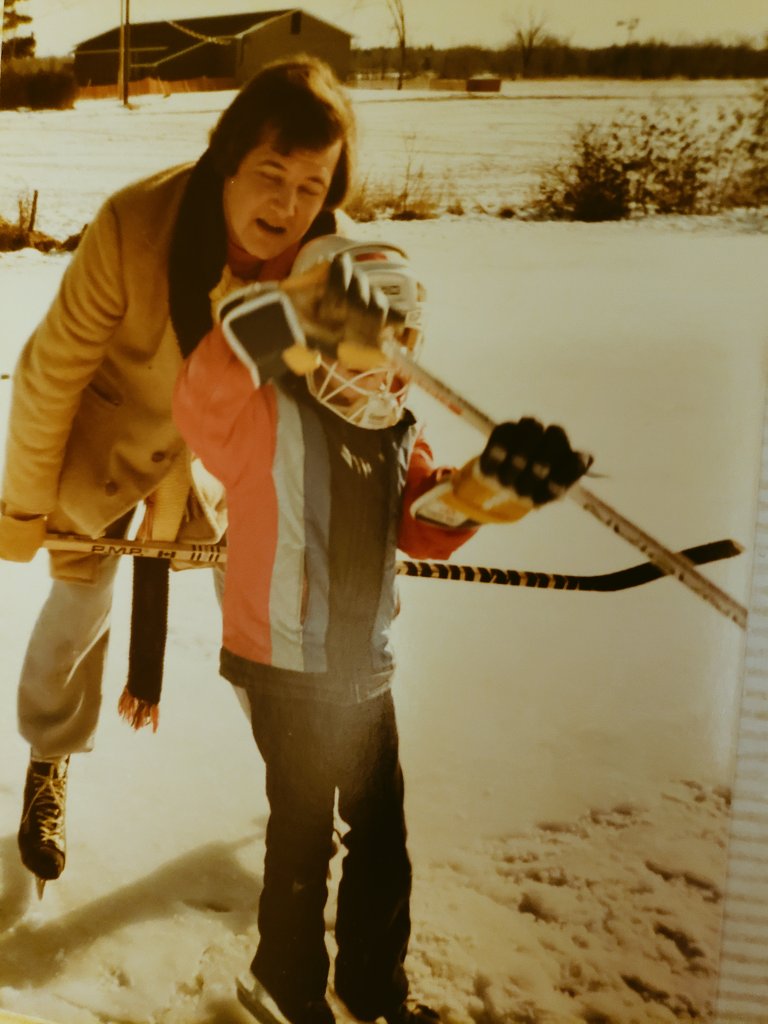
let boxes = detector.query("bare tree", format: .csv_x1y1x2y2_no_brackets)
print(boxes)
350,0,408,87
386,0,407,90
616,17,640,44
512,7,547,78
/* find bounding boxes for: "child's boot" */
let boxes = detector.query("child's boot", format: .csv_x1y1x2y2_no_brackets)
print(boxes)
384,1003,441,1024
236,973,335,1024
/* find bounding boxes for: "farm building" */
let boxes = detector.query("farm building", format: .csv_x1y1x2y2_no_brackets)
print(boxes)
73,10,352,88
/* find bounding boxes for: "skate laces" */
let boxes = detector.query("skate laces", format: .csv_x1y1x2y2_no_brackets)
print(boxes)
23,759,68,848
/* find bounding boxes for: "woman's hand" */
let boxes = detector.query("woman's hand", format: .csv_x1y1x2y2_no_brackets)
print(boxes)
0,510,47,561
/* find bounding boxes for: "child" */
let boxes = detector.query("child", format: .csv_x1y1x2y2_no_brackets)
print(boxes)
173,238,589,1024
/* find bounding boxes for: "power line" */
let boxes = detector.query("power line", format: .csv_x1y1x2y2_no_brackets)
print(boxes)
165,20,239,45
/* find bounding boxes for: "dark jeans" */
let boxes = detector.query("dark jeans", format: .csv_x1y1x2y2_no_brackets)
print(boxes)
243,686,412,1021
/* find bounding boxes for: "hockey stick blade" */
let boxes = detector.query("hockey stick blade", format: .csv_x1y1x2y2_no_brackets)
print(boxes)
379,340,749,629
399,538,742,590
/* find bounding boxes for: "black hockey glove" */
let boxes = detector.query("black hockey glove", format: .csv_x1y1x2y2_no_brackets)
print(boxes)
219,285,319,381
480,418,592,506
219,253,407,381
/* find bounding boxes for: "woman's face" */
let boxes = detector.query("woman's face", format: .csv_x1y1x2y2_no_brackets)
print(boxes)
222,132,343,260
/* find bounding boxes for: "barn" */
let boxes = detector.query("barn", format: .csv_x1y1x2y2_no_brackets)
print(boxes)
73,10,352,88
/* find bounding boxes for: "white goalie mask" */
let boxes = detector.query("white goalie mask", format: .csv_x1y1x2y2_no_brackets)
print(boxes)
291,235,425,430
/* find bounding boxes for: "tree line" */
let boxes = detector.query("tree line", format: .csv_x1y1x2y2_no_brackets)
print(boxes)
352,41,768,81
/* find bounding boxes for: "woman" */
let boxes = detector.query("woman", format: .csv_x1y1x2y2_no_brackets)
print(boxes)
0,56,355,897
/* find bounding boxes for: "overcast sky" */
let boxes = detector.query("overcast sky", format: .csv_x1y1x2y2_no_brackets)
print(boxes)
20,0,768,56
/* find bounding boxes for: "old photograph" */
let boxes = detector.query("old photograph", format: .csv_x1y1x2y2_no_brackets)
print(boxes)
0,2,767,1022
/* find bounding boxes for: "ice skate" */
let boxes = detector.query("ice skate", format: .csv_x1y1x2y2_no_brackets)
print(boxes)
18,755,69,896
383,1002,441,1024
236,974,335,1024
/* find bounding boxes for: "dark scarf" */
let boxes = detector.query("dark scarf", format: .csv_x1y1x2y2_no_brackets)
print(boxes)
120,150,339,730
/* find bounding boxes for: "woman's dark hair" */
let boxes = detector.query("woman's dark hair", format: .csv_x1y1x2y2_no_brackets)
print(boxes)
208,55,356,209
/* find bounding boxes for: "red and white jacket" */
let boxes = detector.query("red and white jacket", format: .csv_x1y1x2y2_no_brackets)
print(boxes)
173,324,476,700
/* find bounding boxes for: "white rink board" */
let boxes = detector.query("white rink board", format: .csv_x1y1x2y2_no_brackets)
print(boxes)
716,391,768,1021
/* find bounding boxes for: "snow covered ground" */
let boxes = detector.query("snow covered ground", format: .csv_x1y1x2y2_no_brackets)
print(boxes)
0,83,767,1024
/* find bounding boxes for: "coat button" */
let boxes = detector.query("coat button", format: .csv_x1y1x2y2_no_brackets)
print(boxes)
104,480,118,496
151,451,166,463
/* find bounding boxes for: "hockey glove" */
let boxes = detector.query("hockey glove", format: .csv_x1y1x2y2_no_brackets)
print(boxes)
412,418,591,528
0,510,47,561
219,285,321,381
296,251,405,370
219,255,403,380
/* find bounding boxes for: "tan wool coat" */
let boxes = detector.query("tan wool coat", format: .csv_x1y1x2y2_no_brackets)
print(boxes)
2,163,227,581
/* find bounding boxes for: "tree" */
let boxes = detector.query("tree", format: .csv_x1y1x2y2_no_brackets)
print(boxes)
350,0,408,86
2,0,36,61
616,17,640,45
512,7,547,78
386,0,407,89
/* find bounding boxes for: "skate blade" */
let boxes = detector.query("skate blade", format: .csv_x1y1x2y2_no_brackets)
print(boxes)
235,976,289,1024
35,877,46,899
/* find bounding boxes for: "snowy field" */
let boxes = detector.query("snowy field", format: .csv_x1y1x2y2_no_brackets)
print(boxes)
0,82,767,1024
0,78,761,235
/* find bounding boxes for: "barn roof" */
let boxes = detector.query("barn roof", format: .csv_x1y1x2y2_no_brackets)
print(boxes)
75,10,351,52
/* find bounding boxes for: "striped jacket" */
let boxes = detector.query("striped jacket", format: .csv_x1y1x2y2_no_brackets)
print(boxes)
173,324,475,702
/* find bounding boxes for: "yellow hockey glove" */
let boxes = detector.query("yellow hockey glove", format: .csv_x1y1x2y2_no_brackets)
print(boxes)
412,418,592,528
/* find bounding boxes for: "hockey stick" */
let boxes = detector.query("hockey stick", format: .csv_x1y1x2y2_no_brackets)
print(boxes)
41,534,741,593
276,263,747,621
379,340,749,629
400,538,742,591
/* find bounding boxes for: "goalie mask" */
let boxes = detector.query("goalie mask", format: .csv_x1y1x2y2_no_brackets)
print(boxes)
291,236,425,429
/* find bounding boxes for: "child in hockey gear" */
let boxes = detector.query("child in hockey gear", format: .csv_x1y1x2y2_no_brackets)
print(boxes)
174,235,589,1024
297,240,424,430
0,56,356,892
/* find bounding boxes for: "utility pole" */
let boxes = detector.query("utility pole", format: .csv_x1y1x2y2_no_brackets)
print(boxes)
118,0,131,106
0,5,4,111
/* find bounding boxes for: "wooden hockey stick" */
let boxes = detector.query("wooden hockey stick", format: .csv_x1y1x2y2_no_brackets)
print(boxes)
42,534,742,593
379,340,749,629
240,264,747,622
7,259,749,625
